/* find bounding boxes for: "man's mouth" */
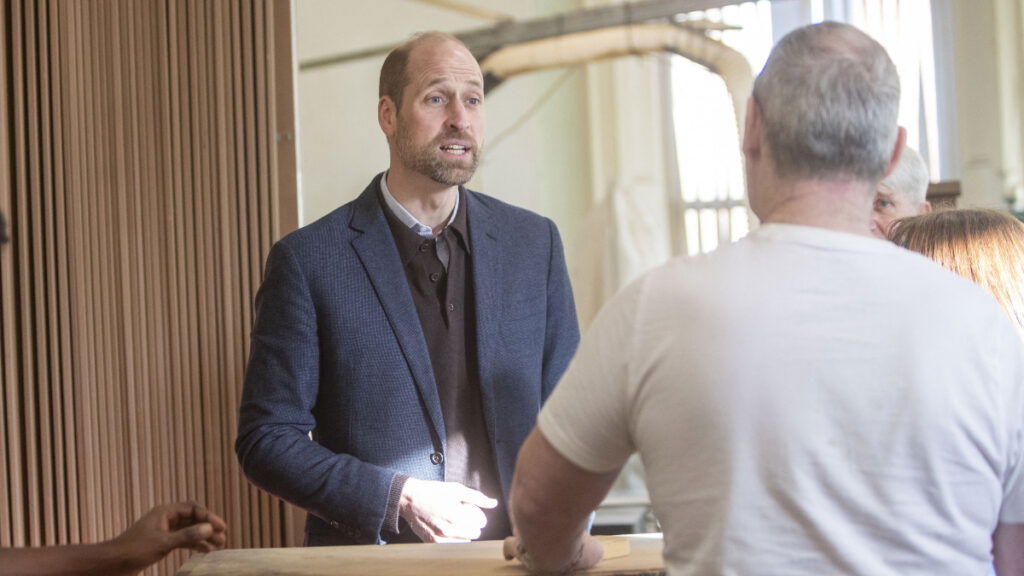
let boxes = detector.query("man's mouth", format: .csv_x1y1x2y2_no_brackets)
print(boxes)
440,144,470,156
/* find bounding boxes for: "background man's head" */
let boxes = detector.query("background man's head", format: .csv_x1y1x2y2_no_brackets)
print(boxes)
871,146,932,238
745,22,901,218
378,32,484,188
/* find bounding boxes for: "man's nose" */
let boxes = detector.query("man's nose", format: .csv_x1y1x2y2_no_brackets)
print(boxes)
447,100,470,131
869,217,886,238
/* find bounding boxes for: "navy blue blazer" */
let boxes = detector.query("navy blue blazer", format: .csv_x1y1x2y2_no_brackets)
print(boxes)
236,174,580,545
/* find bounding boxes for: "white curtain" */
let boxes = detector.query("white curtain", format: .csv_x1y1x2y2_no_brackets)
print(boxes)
571,182,674,330
844,0,941,180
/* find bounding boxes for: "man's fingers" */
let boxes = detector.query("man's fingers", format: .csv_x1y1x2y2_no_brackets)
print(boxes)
454,502,487,528
411,521,471,543
577,535,605,571
409,519,443,543
168,523,215,550
163,501,227,535
199,529,228,552
434,535,473,544
186,501,228,533
502,536,519,560
166,502,200,526
438,528,480,541
204,510,228,533
457,486,498,509
431,502,487,540
401,480,498,542
210,530,228,547
436,514,483,541
192,541,216,554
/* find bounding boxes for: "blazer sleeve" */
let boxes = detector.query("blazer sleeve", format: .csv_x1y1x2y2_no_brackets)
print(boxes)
235,240,398,543
540,219,581,402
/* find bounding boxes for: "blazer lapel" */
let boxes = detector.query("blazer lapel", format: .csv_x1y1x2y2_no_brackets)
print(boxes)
349,178,446,444
467,191,502,447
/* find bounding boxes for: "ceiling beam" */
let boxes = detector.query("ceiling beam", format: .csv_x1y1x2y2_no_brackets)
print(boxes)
407,0,512,23
299,0,745,72
461,0,747,59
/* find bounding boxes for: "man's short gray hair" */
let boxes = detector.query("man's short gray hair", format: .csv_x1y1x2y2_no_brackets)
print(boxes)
752,21,900,182
879,146,930,204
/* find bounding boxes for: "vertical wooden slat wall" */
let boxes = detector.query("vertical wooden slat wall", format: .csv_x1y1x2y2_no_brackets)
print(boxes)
0,1,300,574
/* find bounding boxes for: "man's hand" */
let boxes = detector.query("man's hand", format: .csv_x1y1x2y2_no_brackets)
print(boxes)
111,501,228,573
502,533,603,574
399,479,498,542
0,502,227,576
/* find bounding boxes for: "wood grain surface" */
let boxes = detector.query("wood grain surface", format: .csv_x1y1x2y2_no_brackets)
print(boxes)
177,534,665,576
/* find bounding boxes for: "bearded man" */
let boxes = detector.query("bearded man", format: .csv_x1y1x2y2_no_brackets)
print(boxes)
236,32,579,547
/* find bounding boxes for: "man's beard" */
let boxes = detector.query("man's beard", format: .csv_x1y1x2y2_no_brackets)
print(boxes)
395,126,482,186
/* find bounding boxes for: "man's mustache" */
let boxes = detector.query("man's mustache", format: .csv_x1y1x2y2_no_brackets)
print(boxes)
433,131,477,147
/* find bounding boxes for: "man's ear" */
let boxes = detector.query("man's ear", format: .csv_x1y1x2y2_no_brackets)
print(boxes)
920,201,933,214
742,96,763,162
881,126,907,180
378,96,397,139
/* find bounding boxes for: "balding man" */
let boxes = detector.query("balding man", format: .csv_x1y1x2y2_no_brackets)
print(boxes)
236,32,579,547
870,145,932,238
504,22,1024,575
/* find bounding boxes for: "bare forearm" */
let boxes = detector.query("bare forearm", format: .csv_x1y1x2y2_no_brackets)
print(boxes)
0,541,140,576
514,504,590,573
510,429,620,573
995,523,1024,576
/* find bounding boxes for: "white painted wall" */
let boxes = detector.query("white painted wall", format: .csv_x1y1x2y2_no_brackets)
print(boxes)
949,0,1024,209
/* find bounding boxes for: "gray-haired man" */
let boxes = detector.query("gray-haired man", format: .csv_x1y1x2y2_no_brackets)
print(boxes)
504,22,1024,576
870,145,932,238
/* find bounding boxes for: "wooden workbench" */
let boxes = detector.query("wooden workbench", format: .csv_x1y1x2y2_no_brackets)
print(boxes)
177,534,665,575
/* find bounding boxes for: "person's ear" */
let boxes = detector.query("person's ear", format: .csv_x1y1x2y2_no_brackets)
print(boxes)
378,96,397,140
920,201,933,214
881,126,907,180
741,96,763,163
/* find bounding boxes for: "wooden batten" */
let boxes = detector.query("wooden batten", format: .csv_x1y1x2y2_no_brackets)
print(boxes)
0,1,300,574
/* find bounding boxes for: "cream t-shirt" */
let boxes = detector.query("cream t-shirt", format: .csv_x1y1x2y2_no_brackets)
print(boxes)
540,224,1024,576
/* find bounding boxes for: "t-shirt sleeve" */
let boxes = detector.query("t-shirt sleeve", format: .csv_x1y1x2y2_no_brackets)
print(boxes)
537,277,644,474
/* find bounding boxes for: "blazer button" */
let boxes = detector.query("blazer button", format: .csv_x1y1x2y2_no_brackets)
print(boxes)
329,520,339,529
429,452,444,465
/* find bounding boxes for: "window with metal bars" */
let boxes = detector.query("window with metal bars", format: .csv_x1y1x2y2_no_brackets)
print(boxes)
666,0,945,254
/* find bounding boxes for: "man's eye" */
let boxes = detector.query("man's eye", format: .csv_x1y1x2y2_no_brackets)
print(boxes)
467,97,481,106
428,96,443,104
875,199,892,209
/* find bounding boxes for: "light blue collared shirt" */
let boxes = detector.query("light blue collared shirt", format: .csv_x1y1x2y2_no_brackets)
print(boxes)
380,172,459,270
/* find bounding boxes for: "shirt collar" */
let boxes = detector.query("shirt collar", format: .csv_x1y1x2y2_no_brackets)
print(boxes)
447,188,470,253
380,171,459,239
